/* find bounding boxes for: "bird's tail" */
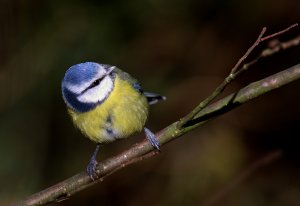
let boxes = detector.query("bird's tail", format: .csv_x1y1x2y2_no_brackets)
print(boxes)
144,92,166,105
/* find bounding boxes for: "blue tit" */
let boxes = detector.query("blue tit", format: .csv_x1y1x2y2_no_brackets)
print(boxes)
61,62,166,179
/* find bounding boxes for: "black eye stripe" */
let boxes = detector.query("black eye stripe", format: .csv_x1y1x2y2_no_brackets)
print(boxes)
80,76,106,94
90,76,105,87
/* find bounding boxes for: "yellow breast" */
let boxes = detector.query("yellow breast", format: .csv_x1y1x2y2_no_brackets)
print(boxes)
68,75,149,143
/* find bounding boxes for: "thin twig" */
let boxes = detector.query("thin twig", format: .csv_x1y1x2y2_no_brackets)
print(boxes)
177,24,298,128
202,150,282,206
232,24,299,77
261,35,300,57
238,33,300,76
261,23,298,41
230,27,266,74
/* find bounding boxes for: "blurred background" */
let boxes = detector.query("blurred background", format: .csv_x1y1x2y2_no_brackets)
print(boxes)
1,0,300,205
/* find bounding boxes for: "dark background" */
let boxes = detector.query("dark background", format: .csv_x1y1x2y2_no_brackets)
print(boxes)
1,0,300,205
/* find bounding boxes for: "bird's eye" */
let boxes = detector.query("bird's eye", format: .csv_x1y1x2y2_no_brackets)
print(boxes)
89,76,105,89
91,79,101,87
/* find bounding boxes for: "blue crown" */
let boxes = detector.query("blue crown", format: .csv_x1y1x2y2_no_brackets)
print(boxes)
63,62,100,85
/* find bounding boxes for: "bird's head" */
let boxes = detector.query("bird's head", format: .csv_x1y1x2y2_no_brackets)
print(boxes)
62,62,115,112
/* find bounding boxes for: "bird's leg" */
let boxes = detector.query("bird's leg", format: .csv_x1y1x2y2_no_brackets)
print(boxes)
87,143,100,181
144,128,160,150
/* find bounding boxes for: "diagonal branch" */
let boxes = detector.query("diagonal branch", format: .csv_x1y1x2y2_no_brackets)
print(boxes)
177,23,298,128
15,63,300,206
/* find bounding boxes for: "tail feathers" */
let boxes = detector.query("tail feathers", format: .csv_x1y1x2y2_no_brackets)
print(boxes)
144,92,166,105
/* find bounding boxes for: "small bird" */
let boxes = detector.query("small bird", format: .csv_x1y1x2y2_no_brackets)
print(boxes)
61,62,166,179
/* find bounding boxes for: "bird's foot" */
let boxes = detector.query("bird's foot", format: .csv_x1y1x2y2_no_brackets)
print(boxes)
87,156,98,181
87,144,100,181
144,127,160,150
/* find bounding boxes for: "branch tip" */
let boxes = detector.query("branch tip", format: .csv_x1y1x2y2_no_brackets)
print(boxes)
261,23,299,42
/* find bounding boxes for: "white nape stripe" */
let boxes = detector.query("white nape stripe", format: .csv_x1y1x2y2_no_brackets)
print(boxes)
77,76,113,103
65,68,107,94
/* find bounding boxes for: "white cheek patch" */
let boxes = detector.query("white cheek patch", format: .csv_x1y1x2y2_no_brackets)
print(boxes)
77,76,113,103
65,68,107,94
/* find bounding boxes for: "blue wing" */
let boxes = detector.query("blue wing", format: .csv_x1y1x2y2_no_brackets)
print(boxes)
132,82,144,93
